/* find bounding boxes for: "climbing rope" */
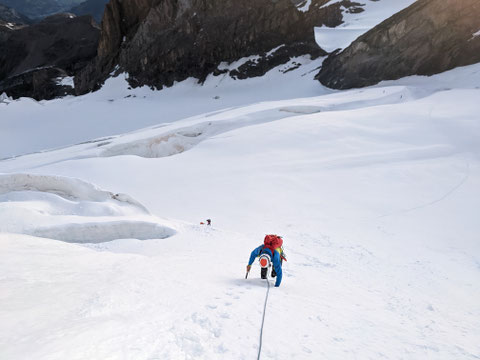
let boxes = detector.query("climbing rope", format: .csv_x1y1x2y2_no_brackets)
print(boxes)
257,275,271,360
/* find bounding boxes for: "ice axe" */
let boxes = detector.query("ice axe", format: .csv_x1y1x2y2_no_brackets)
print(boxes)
245,265,251,279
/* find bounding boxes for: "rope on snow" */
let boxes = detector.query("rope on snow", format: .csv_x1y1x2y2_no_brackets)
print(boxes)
257,276,271,360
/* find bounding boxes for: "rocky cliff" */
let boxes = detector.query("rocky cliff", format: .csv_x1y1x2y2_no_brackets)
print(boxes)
75,0,359,94
0,13,99,99
316,0,480,89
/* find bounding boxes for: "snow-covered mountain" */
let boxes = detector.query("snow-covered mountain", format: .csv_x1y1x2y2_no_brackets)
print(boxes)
317,0,480,88
75,0,419,94
0,0,421,101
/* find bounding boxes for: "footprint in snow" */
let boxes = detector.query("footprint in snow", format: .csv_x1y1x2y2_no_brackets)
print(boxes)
303,347,312,354
225,291,240,299
190,312,221,337
219,312,230,319
215,344,228,354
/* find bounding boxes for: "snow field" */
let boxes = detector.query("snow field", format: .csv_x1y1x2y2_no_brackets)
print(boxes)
0,65,480,359
0,85,432,172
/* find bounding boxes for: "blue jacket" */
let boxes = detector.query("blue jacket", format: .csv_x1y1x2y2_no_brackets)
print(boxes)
248,245,283,287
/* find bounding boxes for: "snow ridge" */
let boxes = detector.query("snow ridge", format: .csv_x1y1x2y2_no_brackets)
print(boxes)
0,173,176,243
0,173,148,212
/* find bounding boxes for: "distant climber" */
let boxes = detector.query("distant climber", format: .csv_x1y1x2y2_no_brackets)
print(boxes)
246,235,287,287
200,219,212,226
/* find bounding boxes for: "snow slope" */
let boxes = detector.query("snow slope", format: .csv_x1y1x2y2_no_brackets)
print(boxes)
0,173,174,242
1,63,479,359
0,85,425,172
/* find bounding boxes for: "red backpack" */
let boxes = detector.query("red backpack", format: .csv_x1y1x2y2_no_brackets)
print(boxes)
263,234,283,255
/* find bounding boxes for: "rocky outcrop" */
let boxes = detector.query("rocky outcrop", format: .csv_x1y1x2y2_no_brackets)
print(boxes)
0,13,100,100
316,0,480,89
75,0,359,94
70,0,109,23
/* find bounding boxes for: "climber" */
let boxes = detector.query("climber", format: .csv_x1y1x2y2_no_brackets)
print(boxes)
246,234,286,287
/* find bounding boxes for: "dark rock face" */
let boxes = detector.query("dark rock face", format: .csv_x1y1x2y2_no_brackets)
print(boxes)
229,42,325,80
75,0,352,94
70,0,109,23
0,14,100,100
316,0,480,89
